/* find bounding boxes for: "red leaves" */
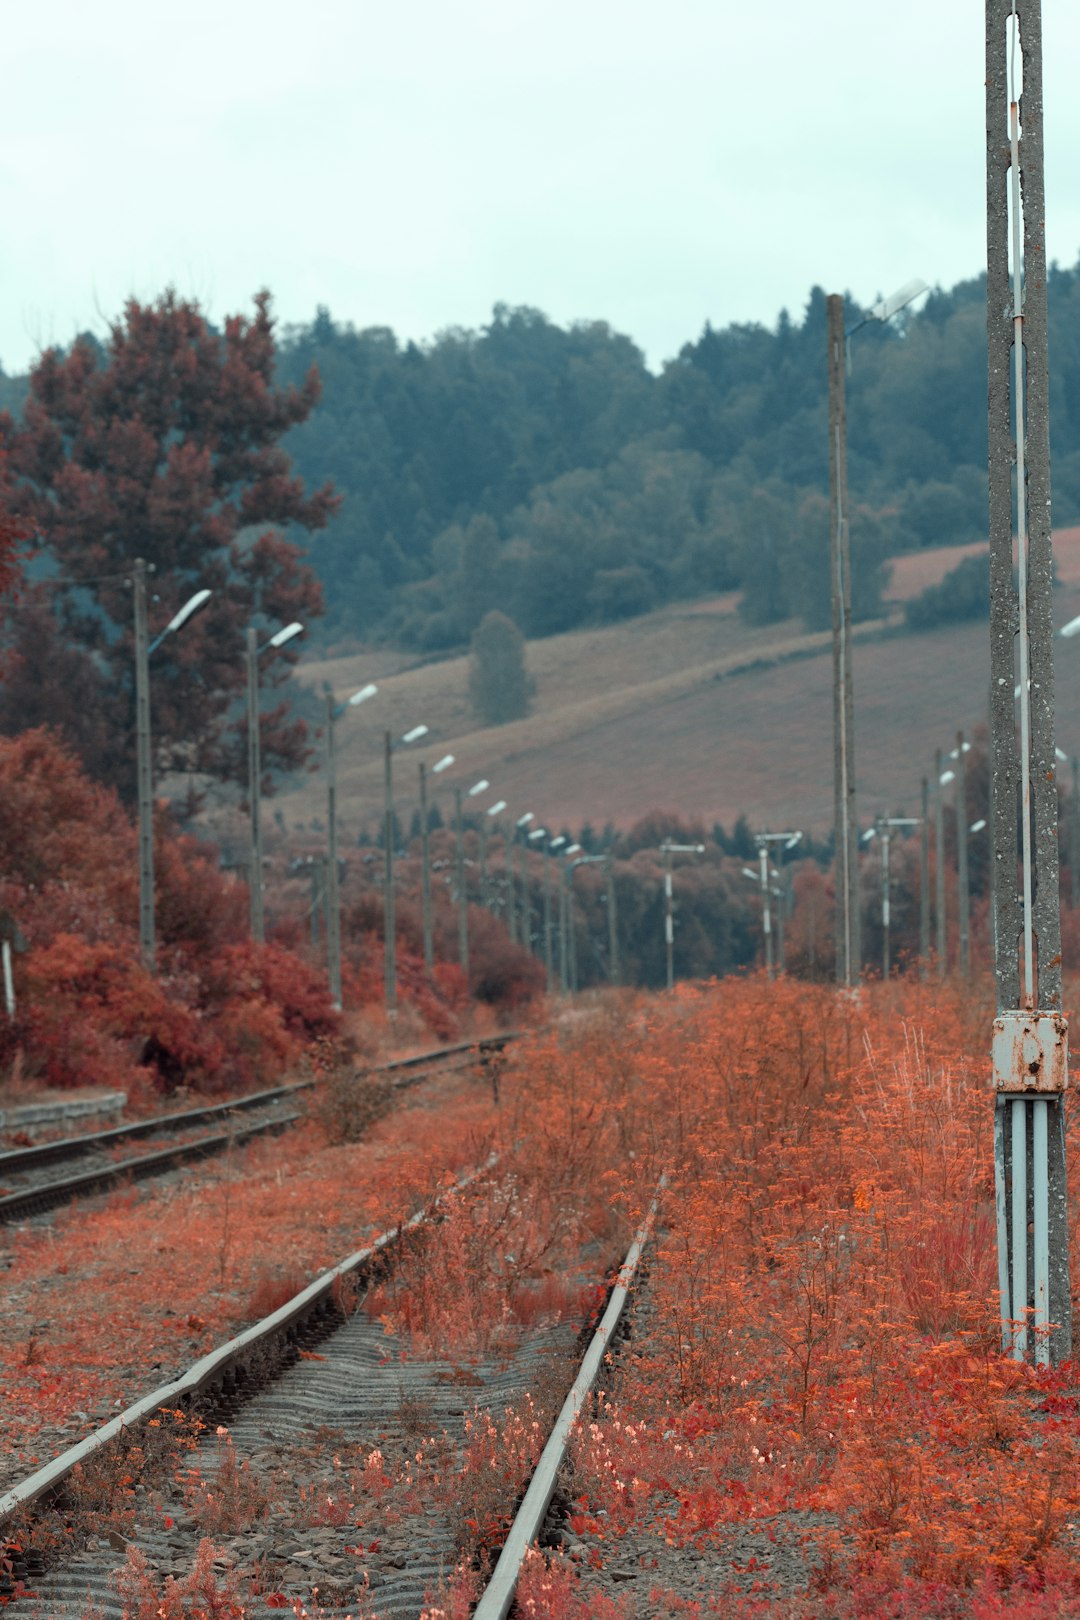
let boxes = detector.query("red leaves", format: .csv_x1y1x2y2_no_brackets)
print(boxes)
0,288,334,799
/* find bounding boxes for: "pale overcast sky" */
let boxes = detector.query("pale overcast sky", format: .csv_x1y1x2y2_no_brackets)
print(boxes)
4,0,1080,374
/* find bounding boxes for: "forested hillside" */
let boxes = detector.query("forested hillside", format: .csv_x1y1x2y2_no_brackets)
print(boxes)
273,260,1080,648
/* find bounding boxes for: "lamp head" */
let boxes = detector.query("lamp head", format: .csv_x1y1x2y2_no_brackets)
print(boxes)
166,588,211,635
269,621,304,650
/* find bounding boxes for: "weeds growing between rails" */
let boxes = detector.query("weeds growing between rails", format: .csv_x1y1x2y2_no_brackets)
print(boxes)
11,977,1080,1615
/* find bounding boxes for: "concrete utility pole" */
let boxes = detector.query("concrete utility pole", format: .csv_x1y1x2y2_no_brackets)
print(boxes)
1072,757,1079,909
827,278,926,986
661,841,706,989
827,296,858,987
419,762,434,974
606,854,619,986
455,788,469,975
986,0,1070,1364
382,730,395,1014
919,777,931,975
382,721,429,1014
418,752,453,976
325,696,342,1007
324,681,378,1011
133,560,155,969
246,618,303,945
514,812,535,953
544,835,566,992
133,574,212,972
754,831,802,980
955,732,971,976
485,801,507,916
246,628,264,943
867,817,919,979
934,748,948,974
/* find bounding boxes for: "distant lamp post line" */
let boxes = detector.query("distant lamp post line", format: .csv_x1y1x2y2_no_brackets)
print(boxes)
247,619,304,945
134,563,212,971
419,752,454,977
324,681,379,1011
383,722,429,1014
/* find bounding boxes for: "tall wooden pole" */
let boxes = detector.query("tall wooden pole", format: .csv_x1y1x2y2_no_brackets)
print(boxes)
827,295,859,986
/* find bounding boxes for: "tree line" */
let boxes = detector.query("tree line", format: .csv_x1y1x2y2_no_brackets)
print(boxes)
271,261,1080,649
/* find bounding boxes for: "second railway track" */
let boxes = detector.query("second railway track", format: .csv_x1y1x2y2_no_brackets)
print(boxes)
0,1033,520,1225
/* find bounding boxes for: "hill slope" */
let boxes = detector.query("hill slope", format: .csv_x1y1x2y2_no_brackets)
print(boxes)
254,530,1080,846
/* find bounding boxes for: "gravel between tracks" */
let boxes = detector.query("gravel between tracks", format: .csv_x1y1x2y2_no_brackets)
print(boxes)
22,1307,584,1617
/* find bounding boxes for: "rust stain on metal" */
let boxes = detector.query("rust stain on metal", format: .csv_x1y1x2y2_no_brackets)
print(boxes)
991,1010,1068,1093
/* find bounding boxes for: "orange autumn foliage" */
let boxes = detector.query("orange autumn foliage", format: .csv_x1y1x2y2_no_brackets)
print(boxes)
0,727,338,1095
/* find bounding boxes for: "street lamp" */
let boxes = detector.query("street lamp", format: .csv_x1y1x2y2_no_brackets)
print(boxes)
133,562,212,970
570,852,619,987
545,835,566,993
558,842,582,992
827,277,928,987
454,777,490,978
934,751,950,975
864,817,919,979
324,681,378,1010
246,619,304,944
419,752,454,976
514,810,534,946
525,822,546,961
482,799,508,911
660,841,706,990
382,723,429,1013
753,832,802,978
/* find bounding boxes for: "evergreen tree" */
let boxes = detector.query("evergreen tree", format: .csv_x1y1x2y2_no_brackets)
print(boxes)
467,611,532,725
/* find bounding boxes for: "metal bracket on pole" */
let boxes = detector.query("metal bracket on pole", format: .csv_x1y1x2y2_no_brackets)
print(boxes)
986,0,1070,1364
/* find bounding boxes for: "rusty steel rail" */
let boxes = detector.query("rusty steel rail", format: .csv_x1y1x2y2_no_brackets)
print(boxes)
473,1177,666,1620
0,1082,309,1176
0,1152,497,1548
0,1110,303,1223
0,1032,525,1224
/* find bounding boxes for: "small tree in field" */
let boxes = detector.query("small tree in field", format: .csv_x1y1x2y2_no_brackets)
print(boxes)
467,610,532,725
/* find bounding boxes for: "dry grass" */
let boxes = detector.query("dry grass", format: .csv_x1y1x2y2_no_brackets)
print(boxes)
212,533,1080,845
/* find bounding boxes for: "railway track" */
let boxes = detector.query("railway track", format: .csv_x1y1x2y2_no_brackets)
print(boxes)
0,1155,660,1617
0,1033,520,1225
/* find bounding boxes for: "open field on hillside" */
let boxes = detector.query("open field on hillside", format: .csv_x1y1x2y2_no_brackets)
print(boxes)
254,532,1080,844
